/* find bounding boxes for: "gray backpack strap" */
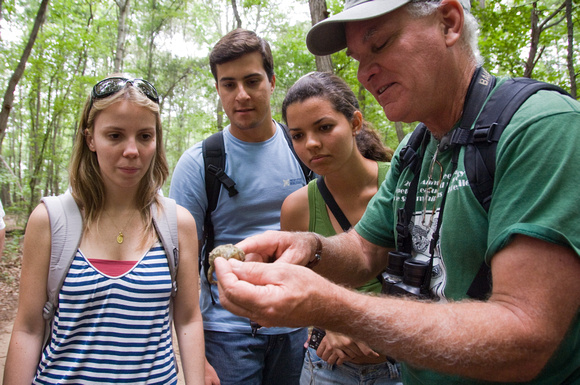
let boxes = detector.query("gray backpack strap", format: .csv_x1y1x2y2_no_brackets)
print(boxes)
152,197,179,298
40,192,83,347
151,197,179,373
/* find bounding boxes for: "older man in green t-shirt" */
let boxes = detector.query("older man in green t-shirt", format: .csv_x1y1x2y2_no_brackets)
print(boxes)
213,1,580,384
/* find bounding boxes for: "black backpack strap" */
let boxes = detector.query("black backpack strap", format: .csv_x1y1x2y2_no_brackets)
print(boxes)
463,78,570,300
203,131,238,200
202,131,238,303
318,174,391,285
466,262,493,300
397,123,429,174
316,177,351,232
280,122,316,182
466,78,570,211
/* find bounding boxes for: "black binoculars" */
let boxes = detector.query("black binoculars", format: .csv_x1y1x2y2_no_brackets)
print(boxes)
380,251,432,299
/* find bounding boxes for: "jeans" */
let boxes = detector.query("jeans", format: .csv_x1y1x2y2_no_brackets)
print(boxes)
205,328,307,385
300,347,402,385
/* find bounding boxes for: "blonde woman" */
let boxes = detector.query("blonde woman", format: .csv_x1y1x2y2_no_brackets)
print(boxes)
4,76,204,384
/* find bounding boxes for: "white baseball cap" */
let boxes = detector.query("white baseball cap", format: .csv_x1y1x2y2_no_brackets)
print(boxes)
306,0,471,56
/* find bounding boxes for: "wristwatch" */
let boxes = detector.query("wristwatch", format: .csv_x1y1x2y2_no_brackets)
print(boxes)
306,233,322,269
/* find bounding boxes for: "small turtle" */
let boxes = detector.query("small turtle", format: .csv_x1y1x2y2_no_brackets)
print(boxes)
207,244,246,284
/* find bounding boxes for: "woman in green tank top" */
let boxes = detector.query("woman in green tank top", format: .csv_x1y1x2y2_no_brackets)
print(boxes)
280,72,401,385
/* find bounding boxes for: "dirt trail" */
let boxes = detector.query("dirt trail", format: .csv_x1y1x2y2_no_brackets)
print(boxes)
0,213,21,381
0,311,16,380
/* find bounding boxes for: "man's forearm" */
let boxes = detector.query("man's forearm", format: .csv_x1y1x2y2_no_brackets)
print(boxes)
319,287,556,382
316,236,580,382
311,230,390,287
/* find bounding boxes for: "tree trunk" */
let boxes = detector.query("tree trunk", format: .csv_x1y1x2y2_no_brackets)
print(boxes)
231,0,242,29
524,2,540,78
0,0,51,152
146,0,159,80
216,98,224,131
395,121,406,143
308,0,333,73
524,1,566,78
114,0,131,73
565,0,576,98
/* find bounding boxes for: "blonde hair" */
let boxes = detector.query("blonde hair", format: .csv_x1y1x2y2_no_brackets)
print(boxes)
69,78,169,232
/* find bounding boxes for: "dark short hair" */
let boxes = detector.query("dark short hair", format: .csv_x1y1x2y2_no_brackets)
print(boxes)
282,72,392,162
209,28,275,82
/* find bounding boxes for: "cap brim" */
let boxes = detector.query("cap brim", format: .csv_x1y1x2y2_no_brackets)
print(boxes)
306,0,410,56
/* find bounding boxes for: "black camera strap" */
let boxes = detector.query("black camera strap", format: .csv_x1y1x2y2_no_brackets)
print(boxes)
420,148,460,294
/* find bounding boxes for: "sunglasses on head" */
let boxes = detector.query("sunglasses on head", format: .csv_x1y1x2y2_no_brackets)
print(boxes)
91,77,159,104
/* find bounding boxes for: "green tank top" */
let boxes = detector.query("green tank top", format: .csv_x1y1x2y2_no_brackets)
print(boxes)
307,161,389,293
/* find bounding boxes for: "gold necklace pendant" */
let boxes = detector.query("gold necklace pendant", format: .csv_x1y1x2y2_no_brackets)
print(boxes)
104,209,137,245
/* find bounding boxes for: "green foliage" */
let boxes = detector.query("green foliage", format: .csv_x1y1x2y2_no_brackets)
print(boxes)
473,0,578,92
243,0,265,7
0,230,24,286
270,22,317,121
474,0,530,76
2,230,24,266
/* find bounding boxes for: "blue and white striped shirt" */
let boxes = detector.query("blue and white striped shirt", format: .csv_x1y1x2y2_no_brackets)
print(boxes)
34,242,177,384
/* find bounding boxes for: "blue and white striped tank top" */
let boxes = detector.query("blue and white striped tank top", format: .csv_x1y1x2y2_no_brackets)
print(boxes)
34,242,177,384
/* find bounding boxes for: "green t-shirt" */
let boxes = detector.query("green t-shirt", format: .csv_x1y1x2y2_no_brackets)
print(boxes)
309,161,389,293
355,81,580,384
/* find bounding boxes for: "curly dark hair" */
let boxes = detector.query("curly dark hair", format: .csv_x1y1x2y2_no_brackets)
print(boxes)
282,72,392,162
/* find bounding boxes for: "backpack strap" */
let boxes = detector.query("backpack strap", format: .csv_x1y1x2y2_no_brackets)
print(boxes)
392,68,496,297
462,78,570,299
392,72,571,301
151,196,180,375
203,131,239,201
40,191,83,348
464,78,570,212
397,123,429,175
152,197,179,299
202,131,236,303
440,74,569,299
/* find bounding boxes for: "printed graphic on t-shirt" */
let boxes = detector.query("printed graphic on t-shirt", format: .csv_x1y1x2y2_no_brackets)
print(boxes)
409,211,446,302
406,168,472,302
285,177,304,187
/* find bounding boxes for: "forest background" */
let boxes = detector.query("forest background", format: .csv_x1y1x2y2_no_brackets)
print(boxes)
0,0,578,220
